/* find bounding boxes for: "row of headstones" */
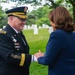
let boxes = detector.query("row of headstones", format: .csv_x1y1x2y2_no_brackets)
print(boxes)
23,24,53,34
2,24,53,34
23,24,50,30
32,26,53,34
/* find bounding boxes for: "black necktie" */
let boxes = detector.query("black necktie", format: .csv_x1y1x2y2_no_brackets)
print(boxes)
18,32,26,45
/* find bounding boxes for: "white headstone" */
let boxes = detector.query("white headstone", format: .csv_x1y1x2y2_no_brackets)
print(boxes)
24,25,27,29
49,27,53,33
38,26,42,29
42,24,46,28
33,25,38,34
28,26,31,29
34,28,38,34
45,25,49,28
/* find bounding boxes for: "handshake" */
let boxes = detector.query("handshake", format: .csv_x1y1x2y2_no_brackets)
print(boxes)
32,50,44,62
34,50,44,59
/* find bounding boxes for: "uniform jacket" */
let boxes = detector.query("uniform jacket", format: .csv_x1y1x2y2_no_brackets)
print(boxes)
0,24,31,75
38,29,75,75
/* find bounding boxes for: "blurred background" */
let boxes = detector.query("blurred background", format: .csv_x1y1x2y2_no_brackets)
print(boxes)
0,0,75,75
0,0,75,28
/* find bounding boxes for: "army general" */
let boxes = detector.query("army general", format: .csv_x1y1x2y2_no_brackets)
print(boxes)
0,6,37,75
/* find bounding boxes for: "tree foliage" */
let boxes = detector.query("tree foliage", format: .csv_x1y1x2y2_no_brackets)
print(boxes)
27,5,51,26
0,6,7,28
67,0,75,21
7,0,74,22
0,0,75,28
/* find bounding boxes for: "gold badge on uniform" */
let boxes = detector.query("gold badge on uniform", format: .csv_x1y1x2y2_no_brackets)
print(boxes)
0,29,6,34
24,7,28,12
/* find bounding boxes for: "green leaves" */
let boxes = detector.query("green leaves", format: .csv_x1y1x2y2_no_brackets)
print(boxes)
0,6,7,28
27,5,50,26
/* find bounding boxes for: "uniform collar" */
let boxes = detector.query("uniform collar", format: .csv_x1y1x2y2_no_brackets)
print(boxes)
12,27,18,34
10,25,20,34
4,24,22,36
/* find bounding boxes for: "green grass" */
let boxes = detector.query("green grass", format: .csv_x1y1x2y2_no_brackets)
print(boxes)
23,28,50,75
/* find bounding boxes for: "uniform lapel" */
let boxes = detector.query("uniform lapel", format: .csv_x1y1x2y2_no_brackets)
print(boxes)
18,31,29,48
4,24,26,46
16,33,26,46
20,31,28,45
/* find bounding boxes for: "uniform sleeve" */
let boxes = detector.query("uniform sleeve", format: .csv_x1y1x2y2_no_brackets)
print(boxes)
38,31,63,65
0,34,31,67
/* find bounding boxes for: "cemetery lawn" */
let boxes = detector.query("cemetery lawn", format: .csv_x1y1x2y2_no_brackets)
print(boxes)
23,28,50,75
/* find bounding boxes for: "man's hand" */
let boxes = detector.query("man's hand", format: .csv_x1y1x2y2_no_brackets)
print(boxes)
34,50,44,59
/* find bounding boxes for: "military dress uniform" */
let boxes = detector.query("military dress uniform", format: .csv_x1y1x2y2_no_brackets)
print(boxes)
0,7,31,75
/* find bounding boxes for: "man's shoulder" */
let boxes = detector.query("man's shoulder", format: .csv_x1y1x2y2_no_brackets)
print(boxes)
0,29,7,34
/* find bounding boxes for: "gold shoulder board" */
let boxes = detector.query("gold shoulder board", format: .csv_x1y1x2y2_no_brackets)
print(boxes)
0,29,7,34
